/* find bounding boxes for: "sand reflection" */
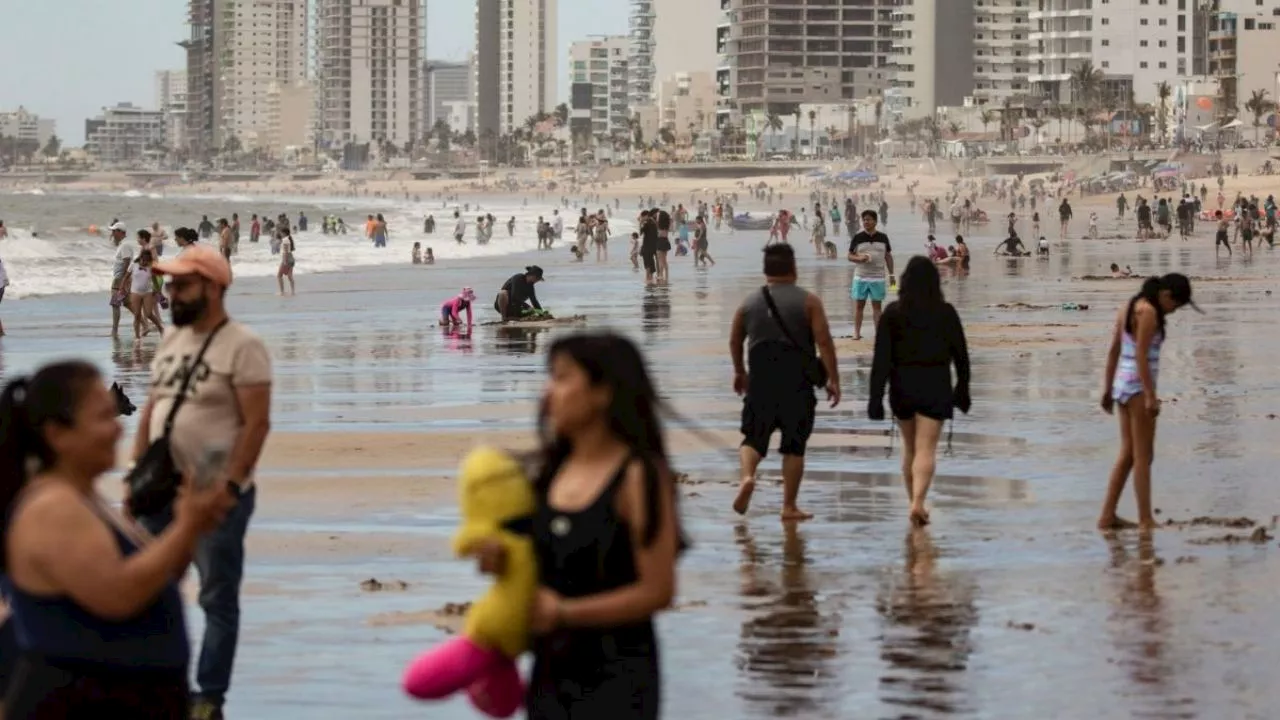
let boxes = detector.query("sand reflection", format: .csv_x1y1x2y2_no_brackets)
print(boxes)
876,528,978,715
733,522,840,717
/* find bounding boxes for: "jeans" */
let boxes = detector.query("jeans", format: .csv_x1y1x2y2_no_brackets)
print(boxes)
140,485,256,705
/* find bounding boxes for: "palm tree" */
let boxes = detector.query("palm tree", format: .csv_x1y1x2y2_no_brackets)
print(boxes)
553,103,570,128
1071,62,1104,138
41,134,61,163
825,124,840,157
807,109,817,157
1155,81,1172,143
980,109,995,138
793,108,802,158
658,126,677,155
1245,89,1273,144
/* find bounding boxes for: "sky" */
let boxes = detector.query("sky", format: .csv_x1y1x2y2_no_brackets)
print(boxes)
0,0,627,145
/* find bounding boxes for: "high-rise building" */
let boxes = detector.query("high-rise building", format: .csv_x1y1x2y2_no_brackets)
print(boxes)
1029,0,1197,107
630,0,721,111
315,0,425,150
425,59,473,131
183,0,308,156
720,0,894,120
474,0,558,137
888,0,975,119
1207,8,1280,122
0,107,56,149
156,70,189,152
568,36,631,144
971,0,1032,106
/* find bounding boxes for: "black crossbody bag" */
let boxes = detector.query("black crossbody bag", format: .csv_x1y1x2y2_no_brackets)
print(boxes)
760,286,828,388
126,320,228,517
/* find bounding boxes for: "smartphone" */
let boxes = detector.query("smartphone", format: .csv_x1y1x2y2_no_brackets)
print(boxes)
194,445,230,490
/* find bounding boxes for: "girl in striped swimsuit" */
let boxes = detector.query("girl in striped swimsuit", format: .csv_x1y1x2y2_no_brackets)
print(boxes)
1098,273,1200,530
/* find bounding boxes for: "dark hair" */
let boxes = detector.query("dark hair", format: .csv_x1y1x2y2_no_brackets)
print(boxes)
898,255,945,314
762,243,796,278
0,362,102,572
137,229,151,242
861,210,878,221
1127,273,1193,334
536,333,683,550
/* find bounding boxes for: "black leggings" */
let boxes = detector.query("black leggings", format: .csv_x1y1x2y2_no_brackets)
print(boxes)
5,655,189,719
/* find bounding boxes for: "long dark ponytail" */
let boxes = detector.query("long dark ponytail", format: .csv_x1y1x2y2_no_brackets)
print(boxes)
536,332,685,551
1127,276,1167,335
0,361,101,573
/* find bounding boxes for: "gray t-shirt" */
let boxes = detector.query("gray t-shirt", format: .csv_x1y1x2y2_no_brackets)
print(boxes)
740,282,814,354
849,231,892,281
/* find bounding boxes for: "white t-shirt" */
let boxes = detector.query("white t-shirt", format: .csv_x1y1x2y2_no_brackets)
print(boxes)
130,265,153,294
0,258,9,288
112,242,137,278
453,218,466,237
553,215,563,234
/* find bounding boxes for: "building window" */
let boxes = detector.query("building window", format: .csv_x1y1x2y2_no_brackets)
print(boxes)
1139,61,1148,68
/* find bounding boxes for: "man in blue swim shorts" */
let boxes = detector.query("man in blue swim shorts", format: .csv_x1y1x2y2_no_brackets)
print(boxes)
848,209,894,340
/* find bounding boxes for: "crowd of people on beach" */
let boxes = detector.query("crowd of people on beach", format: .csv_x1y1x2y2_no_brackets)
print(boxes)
0,153,1250,720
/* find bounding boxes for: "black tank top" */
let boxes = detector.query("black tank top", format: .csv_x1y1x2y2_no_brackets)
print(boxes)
533,454,655,661
6,504,188,674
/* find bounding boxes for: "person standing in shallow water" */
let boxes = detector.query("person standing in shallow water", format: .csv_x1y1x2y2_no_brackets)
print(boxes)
867,257,971,527
730,243,841,521
1098,274,1200,531
472,332,684,720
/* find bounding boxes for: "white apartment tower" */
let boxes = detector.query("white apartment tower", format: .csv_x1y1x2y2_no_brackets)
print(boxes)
156,70,190,152
568,36,631,142
629,0,655,109
972,0,1033,105
475,0,558,137
1030,0,1196,106
183,0,308,155
315,0,425,150
889,0,976,119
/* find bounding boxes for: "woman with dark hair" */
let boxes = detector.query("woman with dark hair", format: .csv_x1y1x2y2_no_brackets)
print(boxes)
1099,274,1200,530
867,256,971,526
474,332,684,719
0,361,234,716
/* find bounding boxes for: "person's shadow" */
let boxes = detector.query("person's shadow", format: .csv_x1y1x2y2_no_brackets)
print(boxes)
734,522,838,717
875,528,978,715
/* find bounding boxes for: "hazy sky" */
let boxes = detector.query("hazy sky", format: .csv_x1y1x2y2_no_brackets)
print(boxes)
0,0,626,144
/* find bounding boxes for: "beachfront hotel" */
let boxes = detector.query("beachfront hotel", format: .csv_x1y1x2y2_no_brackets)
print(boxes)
314,0,425,151
568,36,631,148
474,0,558,137
888,0,976,120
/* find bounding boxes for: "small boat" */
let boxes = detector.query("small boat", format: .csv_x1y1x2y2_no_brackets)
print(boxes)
729,212,774,231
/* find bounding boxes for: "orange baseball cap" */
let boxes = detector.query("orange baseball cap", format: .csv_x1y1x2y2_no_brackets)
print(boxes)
151,245,233,287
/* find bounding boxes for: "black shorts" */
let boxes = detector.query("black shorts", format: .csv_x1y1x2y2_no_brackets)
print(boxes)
1216,231,1230,247
641,251,656,273
657,237,672,252
889,369,953,422
741,391,816,458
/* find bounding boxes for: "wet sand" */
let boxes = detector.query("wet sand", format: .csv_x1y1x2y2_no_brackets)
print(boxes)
5,201,1280,718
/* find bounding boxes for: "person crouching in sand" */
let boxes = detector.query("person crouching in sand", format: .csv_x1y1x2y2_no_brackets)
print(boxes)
1098,274,1200,530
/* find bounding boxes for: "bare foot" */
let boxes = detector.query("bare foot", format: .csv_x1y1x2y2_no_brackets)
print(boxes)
1137,518,1158,531
780,507,813,522
853,334,862,341
732,478,755,515
1097,516,1138,531
910,507,931,527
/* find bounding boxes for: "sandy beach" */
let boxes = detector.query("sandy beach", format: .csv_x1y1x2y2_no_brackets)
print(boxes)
3,151,1280,717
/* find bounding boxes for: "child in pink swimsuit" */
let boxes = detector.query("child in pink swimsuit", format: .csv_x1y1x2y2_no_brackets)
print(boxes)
440,287,476,327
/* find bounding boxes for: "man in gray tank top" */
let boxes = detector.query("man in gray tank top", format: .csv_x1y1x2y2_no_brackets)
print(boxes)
729,244,841,521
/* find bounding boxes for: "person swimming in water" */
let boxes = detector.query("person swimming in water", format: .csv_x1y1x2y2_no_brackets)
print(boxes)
440,287,476,327
1098,273,1200,530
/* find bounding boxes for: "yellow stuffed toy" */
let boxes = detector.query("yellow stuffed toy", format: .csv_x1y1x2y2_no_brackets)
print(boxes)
402,446,536,718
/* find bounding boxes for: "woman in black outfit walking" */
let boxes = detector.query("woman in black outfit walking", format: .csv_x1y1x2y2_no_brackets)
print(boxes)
867,257,971,526
475,332,684,719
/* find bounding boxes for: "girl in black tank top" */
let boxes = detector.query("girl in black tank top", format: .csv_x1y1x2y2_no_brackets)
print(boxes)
523,333,686,720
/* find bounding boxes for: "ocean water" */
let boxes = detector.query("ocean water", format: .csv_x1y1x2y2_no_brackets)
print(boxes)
0,190,633,298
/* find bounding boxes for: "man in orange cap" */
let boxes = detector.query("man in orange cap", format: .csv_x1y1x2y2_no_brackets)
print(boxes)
131,244,273,719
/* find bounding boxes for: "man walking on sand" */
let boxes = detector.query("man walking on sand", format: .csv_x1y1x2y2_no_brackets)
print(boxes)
848,209,894,341
130,245,273,720
730,243,840,521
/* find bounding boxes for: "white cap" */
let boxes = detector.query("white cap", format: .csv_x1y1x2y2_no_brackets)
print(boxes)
108,222,127,233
